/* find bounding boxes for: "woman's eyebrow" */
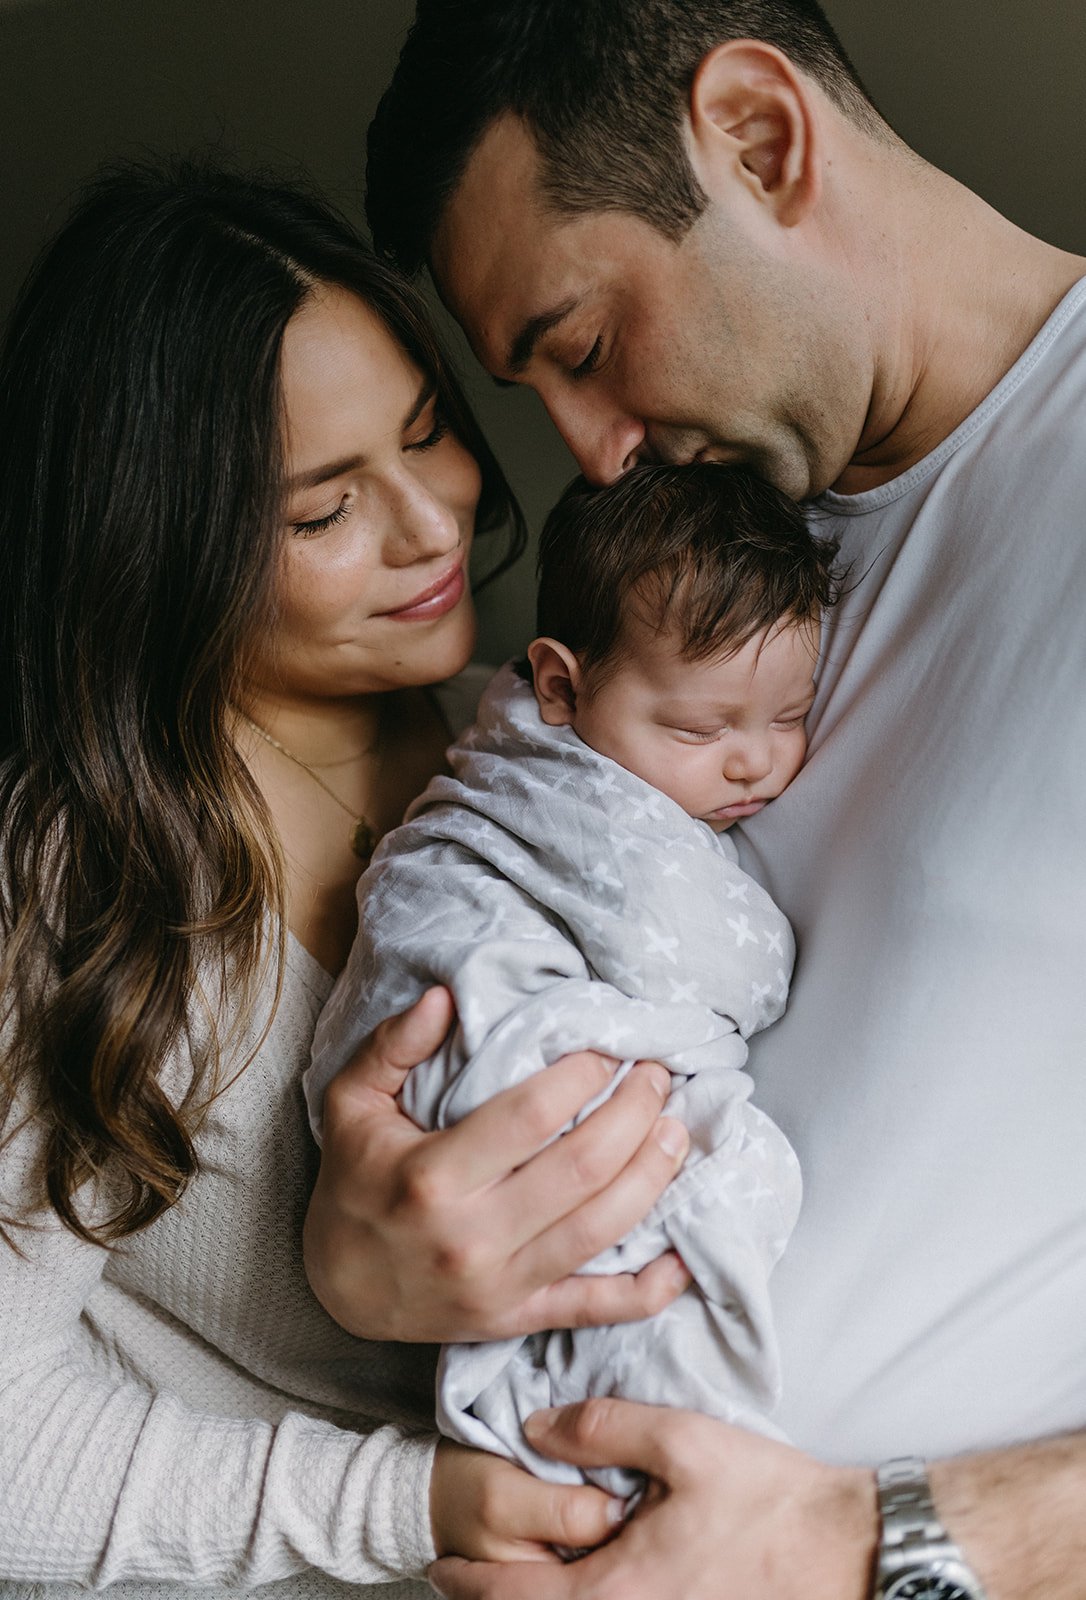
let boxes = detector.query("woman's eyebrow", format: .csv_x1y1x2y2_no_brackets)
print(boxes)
289,454,364,492
402,377,436,430
288,381,437,491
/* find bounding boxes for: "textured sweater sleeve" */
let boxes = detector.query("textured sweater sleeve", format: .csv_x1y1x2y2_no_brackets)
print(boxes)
0,1110,438,1589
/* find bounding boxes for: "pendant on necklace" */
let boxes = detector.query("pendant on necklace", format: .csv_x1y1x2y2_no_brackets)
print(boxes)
351,818,378,862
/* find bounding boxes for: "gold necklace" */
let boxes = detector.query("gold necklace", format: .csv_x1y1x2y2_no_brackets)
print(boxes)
239,710,384,863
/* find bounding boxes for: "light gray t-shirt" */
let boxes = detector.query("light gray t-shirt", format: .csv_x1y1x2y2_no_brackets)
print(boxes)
737,277,1086,1465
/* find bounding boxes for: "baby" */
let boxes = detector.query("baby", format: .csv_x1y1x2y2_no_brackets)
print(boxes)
308,463,843,1496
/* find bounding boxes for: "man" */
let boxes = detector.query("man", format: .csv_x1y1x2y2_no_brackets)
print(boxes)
305,3,1086,1595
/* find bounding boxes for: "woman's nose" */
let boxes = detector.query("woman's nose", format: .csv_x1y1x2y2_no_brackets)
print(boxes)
384,474,461,564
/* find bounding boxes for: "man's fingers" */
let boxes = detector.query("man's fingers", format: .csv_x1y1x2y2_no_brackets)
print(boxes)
524,1397,692,1483
519,1251,691,1336
328,986,456,1106
430,1557,567,1600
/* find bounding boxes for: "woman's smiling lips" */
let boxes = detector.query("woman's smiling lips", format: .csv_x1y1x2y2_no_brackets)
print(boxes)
379,558,466,621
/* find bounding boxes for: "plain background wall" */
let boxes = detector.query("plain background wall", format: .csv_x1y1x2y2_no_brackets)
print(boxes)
2,0,1083,660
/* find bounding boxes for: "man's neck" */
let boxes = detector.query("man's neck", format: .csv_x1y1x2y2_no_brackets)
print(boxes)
830,155,1085,495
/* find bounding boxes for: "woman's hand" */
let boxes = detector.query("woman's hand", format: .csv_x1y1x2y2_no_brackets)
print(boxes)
303,987,691,1343
429,1400,877,1600
430,1440,624,1563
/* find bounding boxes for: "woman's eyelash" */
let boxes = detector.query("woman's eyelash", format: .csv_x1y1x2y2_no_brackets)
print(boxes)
571,337,603,379
408,412,450,452
290,410,449,535
291,501,350,538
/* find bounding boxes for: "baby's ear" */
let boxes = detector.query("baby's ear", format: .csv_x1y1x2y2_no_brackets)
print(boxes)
526,637,582,726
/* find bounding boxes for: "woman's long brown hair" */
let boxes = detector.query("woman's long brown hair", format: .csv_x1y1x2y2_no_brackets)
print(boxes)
0,161,523,1244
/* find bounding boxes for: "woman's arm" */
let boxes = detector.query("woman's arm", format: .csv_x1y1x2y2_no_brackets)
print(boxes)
303,989,692,1344
0,1100,621,1588
0,1121,435,1587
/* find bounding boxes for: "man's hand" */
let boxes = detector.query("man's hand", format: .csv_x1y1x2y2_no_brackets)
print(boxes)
428,1399,877,1600
303,988,692,1343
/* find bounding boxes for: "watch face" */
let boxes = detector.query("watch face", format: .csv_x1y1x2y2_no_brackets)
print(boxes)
884,1578,975,1599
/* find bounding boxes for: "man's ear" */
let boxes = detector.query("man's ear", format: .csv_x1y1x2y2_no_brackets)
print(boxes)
526,637,583,727
686,40,821,227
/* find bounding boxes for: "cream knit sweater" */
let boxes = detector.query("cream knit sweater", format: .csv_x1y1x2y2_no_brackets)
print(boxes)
0,932,437,1598
0,671,493,1596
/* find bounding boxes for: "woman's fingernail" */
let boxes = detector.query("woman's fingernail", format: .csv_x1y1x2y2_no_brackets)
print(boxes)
648,1064,671,1099
524,1407,559,1438
655,1118,688,1159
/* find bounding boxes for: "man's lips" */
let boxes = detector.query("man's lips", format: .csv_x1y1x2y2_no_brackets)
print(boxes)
378,560,465,621
645,435,735,468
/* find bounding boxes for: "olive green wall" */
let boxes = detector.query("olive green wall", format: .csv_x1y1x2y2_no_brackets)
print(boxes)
1,1,1082,660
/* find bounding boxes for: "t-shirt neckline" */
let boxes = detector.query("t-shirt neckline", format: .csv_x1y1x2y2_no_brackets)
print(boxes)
816,274,1086,517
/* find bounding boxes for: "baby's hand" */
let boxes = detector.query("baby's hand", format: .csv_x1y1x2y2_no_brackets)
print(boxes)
430,1439,625,1563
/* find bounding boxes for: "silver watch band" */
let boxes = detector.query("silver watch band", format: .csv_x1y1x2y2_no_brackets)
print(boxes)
878,1456,946,1561
873,1456,989,1599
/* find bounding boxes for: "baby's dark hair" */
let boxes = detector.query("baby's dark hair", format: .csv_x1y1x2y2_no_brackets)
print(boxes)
534,464,844,680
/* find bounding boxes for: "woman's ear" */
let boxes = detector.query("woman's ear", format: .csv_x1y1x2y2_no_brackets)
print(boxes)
686,39,822,228
526,637,583,727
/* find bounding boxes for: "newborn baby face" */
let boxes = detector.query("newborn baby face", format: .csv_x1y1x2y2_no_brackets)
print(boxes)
572,611,817,830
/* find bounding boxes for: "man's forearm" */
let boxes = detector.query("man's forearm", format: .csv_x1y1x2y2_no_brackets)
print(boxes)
442,1404,1086,1600
930,1430,1086,1598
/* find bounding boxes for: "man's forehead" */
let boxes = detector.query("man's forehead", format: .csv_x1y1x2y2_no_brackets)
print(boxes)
430,114,553,349
431,116,585,371
431,114,683,378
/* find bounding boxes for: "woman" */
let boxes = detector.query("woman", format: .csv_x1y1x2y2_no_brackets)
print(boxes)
0,161,682,1597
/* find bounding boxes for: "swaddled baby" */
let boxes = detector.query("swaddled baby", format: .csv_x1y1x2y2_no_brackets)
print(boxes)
308,464,843,1496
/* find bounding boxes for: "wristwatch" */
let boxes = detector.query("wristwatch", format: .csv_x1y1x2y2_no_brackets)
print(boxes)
871,1457,988,1599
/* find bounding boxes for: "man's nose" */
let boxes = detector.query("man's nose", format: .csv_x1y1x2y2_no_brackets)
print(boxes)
546,394,646,486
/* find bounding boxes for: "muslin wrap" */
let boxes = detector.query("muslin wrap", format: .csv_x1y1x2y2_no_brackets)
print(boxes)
307,664,802,1493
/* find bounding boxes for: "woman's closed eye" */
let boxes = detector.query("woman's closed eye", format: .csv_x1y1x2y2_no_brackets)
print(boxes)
291,497,351,538
405,400,450,454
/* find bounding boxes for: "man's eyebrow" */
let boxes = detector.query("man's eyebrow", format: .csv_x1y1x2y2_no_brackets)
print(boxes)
288,379,436,491
506,299,579,376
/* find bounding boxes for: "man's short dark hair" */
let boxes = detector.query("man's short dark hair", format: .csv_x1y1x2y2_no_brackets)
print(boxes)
533,464,844,681
367,0,882,276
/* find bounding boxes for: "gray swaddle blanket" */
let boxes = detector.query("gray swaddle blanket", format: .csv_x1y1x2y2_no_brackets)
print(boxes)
307,664,802,1494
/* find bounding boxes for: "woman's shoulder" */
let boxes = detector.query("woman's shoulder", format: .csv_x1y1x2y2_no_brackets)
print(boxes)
429,661,499,737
